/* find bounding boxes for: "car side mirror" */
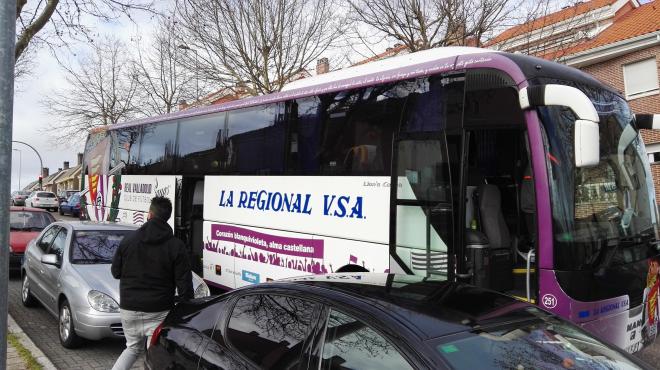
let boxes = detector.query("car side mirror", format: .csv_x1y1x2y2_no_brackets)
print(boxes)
41,254,60,267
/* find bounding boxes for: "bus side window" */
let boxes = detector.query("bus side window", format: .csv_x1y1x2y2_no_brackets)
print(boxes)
177,113,225,175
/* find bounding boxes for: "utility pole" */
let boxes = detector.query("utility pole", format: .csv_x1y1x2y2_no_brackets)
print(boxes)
12,141,43,190
0,0,16,368
178,44,200,102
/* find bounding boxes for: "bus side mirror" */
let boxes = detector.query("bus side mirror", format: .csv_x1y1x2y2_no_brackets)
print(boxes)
575,119,600,168
519,84,601,168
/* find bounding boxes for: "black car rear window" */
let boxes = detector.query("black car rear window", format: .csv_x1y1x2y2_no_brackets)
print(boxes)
70,230,130,264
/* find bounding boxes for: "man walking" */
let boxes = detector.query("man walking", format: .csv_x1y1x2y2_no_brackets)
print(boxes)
111,196,193,370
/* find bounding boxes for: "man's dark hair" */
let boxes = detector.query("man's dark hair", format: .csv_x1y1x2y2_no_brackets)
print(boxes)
149,196,172,221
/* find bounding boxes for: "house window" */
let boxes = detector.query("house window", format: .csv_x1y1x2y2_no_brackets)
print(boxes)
623,58,659,99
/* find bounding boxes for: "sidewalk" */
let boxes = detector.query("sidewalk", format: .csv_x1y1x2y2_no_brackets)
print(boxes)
6,314,57,370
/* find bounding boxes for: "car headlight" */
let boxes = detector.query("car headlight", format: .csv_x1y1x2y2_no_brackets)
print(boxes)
192,273,211,298
87,290,120,313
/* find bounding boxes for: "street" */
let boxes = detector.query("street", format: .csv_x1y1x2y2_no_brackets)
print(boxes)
5,211,660,369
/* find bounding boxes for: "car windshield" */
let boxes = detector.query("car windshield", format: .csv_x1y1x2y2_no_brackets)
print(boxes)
9,211,54,231
70,230,130,264
433,308,641,369
37,192,56,198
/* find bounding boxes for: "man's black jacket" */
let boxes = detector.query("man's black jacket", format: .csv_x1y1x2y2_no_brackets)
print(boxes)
111,218,193,312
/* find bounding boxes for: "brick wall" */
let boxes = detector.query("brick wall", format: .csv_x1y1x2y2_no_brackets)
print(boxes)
579,45,660,115
580,46,660,204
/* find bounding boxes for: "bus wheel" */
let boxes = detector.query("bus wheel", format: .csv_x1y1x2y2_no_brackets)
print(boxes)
335,264,369,273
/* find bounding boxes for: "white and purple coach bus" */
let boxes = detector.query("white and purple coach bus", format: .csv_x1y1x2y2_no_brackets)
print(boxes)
80,47,660,353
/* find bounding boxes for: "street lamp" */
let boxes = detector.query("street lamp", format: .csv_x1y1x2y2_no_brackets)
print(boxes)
178,43,200,102
12,148,21,189
12,141,43,190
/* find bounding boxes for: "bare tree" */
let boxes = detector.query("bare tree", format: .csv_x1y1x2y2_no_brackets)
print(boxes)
131,16,197,116
348,0,514,53
42,37,139,144
176,0,347,95
14,0,155,77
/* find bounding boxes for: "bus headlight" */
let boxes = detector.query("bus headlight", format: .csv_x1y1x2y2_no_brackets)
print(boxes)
87,290,119,313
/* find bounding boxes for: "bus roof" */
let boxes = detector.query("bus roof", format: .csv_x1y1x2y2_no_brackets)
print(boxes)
281,46,488,91
104,46,613,132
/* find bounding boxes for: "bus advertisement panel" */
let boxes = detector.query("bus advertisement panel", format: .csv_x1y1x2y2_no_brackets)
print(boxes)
82,174,179,228
202,176,392,289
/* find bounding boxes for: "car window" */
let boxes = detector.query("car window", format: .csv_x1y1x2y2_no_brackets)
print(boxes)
70,230,129,264
226,294,319,369
10,211,54,231
37,192,56,198
38,226,60,252
48,228,68,261
319,310,414,370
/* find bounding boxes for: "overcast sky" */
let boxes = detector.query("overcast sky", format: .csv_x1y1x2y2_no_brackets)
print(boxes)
10,10,157,192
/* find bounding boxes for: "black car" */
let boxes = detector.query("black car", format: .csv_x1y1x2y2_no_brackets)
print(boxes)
146,274,649,370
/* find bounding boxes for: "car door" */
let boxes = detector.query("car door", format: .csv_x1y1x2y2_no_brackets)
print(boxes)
200,293,323,370
40,226,69,313
26,225,60,304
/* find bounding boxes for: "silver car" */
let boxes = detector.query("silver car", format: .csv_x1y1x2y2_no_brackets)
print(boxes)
20,221,210,348
25,191,59,212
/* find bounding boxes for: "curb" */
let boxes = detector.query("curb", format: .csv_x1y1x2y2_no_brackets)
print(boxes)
7,314,57,370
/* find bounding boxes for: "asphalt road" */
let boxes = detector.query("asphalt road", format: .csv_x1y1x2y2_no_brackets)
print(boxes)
8,211,660,369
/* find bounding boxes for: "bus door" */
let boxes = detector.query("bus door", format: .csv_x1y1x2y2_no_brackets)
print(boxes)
390,132,455,280
178,177,205,275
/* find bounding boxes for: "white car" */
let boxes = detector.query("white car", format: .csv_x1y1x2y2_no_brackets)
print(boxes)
26,191,59,212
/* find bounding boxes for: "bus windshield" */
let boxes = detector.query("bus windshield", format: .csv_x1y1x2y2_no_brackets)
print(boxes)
540,86,658,271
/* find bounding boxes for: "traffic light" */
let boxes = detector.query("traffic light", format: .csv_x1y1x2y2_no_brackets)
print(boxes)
38,175,42,190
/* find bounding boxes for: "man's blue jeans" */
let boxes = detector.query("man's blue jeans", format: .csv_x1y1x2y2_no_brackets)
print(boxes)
111,308,169,370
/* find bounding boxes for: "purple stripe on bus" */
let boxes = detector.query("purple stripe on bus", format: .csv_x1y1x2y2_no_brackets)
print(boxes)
537,269,633,349
525,110,553,270
109,52,522,131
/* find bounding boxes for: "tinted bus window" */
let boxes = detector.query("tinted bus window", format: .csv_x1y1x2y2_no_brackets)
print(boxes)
177,113,225,175
318,84,409,175
287,97,322,174
224,104,285,174
136,121,178,174
84,131,111,175
111,127,141,174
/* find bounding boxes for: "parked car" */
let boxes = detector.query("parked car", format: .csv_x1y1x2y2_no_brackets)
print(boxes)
146,273,650,370
11,191,31,206
21,222,211,348
25,191,59,212
58,189,80,203
59,193,81,218
9,207,55,272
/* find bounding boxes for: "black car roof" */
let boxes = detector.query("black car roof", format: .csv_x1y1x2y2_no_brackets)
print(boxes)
270,274,536,340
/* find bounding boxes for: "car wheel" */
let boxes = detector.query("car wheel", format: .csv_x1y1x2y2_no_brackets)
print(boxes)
59,300,83,348
21,275,37,307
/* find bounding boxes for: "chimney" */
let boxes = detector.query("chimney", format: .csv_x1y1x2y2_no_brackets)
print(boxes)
77,153,83,165
178,99,188,111
58,168,62,172
42,167,49,177
63,161,70,169
316,58,329,75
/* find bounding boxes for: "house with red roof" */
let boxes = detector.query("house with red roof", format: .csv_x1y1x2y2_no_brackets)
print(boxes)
489,0,660,199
